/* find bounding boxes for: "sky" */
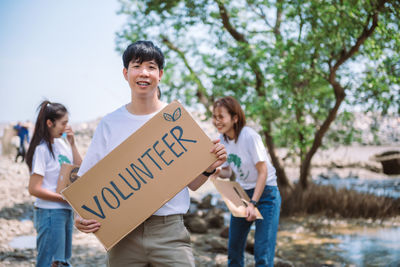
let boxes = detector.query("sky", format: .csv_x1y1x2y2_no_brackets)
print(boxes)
0,0,132,123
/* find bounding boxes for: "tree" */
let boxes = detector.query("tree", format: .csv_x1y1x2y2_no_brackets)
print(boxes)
116,0,400,189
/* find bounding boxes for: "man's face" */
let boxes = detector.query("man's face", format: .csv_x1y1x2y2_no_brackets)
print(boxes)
123,59,163,98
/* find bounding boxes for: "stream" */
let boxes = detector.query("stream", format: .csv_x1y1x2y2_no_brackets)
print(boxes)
277,217,400,266
314,175,400,199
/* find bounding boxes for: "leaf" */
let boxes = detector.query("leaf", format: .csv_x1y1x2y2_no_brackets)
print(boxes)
163,113,174,121
173,107,181,121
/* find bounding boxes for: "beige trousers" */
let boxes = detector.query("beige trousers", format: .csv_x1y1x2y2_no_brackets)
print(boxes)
107,214,195,267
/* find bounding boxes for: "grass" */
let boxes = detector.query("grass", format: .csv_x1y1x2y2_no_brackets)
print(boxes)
280,183,400,218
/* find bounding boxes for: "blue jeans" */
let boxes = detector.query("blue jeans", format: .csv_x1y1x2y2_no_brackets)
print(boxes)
228,186,281,267
33,208,73,267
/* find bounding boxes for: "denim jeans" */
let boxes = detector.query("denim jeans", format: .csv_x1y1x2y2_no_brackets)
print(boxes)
228,186,281,267
33,208,73,267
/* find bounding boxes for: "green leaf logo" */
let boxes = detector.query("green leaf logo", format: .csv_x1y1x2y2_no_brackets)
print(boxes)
58,154,71,166
163,108,181,122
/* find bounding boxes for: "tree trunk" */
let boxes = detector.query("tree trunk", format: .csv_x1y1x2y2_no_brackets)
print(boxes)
299,93,344,188
263,130,292,190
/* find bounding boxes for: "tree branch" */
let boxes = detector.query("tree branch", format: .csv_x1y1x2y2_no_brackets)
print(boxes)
300,0,388,187
246,0,272,28
215,0,246,42
273,0,283,40
331,0,387,74
160,35,210,110
215,0,265,95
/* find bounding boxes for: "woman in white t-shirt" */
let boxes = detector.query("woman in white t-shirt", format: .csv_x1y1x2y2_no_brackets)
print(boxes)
212,96,281,267
26,100,82,267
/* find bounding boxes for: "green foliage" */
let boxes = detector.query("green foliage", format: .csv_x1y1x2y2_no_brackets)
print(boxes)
115,0,400,182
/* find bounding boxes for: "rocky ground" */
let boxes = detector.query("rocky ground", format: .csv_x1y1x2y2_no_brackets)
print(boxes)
1,144,399,266
0,154,287,267
0,113,399,266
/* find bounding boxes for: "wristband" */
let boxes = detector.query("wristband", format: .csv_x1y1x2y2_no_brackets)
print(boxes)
249,200,258,207
202,169,216,177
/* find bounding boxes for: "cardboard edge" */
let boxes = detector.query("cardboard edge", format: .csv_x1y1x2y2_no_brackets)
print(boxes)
211,177,263,220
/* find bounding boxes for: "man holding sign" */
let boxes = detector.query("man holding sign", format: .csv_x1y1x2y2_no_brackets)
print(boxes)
75,41,226,266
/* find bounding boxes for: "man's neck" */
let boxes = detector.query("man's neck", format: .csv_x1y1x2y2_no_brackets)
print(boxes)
126,97,163,115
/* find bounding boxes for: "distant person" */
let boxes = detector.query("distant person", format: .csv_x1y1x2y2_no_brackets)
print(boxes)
212,96,281,267
14,121,30,162
26,100,82,267
74,40,227,266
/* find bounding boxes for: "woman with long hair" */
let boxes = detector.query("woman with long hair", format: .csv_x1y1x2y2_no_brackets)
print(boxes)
26,100,82,267
212,96,281,267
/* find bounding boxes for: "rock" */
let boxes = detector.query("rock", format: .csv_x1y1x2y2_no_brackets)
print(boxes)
204,207,225,228
274,257,295,267
198,194,213,209
371,150,400,174
319,173,330,180
215,253,228,266
207,236,228,252
219,226,229,238
190,197,200,205
186,217,208,233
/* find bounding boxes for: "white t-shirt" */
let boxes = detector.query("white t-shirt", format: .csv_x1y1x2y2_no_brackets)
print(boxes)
78,104,190,216
220,126,277,189
31,138,73,209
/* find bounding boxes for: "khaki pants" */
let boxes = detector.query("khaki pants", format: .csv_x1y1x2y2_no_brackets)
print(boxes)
107,214,195,267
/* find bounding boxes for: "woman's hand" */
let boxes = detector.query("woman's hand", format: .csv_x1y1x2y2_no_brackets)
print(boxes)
245,204,257,222
75,216,101,233
65,125,76,146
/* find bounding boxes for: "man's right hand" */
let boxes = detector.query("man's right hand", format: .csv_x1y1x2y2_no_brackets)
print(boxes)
75,216,101,233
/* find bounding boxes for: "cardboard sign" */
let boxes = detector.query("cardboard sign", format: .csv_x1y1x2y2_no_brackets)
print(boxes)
61,101,216,250
56,163,80,193
211,177,263,219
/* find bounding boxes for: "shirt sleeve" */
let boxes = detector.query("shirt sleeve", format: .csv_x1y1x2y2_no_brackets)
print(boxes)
77,120,108,176
246,129,268,165
31,146,47,176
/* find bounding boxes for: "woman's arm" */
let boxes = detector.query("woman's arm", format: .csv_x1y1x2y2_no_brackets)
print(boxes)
217,166,232,179
245,161,267,221
65,125,82,165
28,173,66,202
70,144,82,166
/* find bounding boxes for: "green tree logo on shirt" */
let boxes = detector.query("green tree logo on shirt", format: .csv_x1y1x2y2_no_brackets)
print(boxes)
228,153,249,180
58,154,71,166
228,154,241,168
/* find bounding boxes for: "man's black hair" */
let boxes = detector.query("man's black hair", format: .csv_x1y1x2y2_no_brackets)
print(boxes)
122,40,164,70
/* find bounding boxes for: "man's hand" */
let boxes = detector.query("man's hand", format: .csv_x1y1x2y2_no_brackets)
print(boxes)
75,216,101,233
205,139,227,172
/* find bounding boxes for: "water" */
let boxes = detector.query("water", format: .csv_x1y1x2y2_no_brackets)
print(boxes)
9,235,36,249
314,176,400,198
206,193,400,266
336,227,400,266
277,218,400,266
